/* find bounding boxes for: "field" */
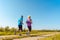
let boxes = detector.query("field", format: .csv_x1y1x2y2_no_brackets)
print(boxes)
0,26,58,35
0,27,60,40
0,30,57,36
0,31,60,40
0,30,57,40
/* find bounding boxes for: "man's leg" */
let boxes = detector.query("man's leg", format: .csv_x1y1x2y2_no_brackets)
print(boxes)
19,25,22,36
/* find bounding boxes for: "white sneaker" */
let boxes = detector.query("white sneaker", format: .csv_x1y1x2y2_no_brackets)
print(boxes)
26,32,30,36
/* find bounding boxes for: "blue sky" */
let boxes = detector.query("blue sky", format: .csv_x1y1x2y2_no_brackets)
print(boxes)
0,0,60,30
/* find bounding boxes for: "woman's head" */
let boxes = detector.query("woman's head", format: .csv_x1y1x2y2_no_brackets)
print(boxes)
28,16,31,19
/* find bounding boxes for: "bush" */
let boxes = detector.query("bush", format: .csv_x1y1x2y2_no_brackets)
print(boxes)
5,26,10,32
0,27,4,32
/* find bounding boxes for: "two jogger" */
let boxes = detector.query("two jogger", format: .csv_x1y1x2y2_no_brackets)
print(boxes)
18,16,32,36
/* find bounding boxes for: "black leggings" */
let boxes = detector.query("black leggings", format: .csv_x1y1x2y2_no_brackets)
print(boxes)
18,25,22,31
28,26,31,32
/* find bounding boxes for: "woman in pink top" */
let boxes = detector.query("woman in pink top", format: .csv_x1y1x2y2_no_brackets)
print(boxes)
26,16,32,32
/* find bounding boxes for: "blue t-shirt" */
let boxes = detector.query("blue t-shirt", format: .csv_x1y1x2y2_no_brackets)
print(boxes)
18,17,23,25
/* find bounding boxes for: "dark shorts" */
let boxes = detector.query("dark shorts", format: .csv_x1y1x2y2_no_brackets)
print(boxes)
18,25,22,31
28,26,31,32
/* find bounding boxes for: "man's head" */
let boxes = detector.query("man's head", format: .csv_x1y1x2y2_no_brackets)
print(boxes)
21,15,23,18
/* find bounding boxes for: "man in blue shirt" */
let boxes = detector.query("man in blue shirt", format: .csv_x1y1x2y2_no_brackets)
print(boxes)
18,16,23,35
